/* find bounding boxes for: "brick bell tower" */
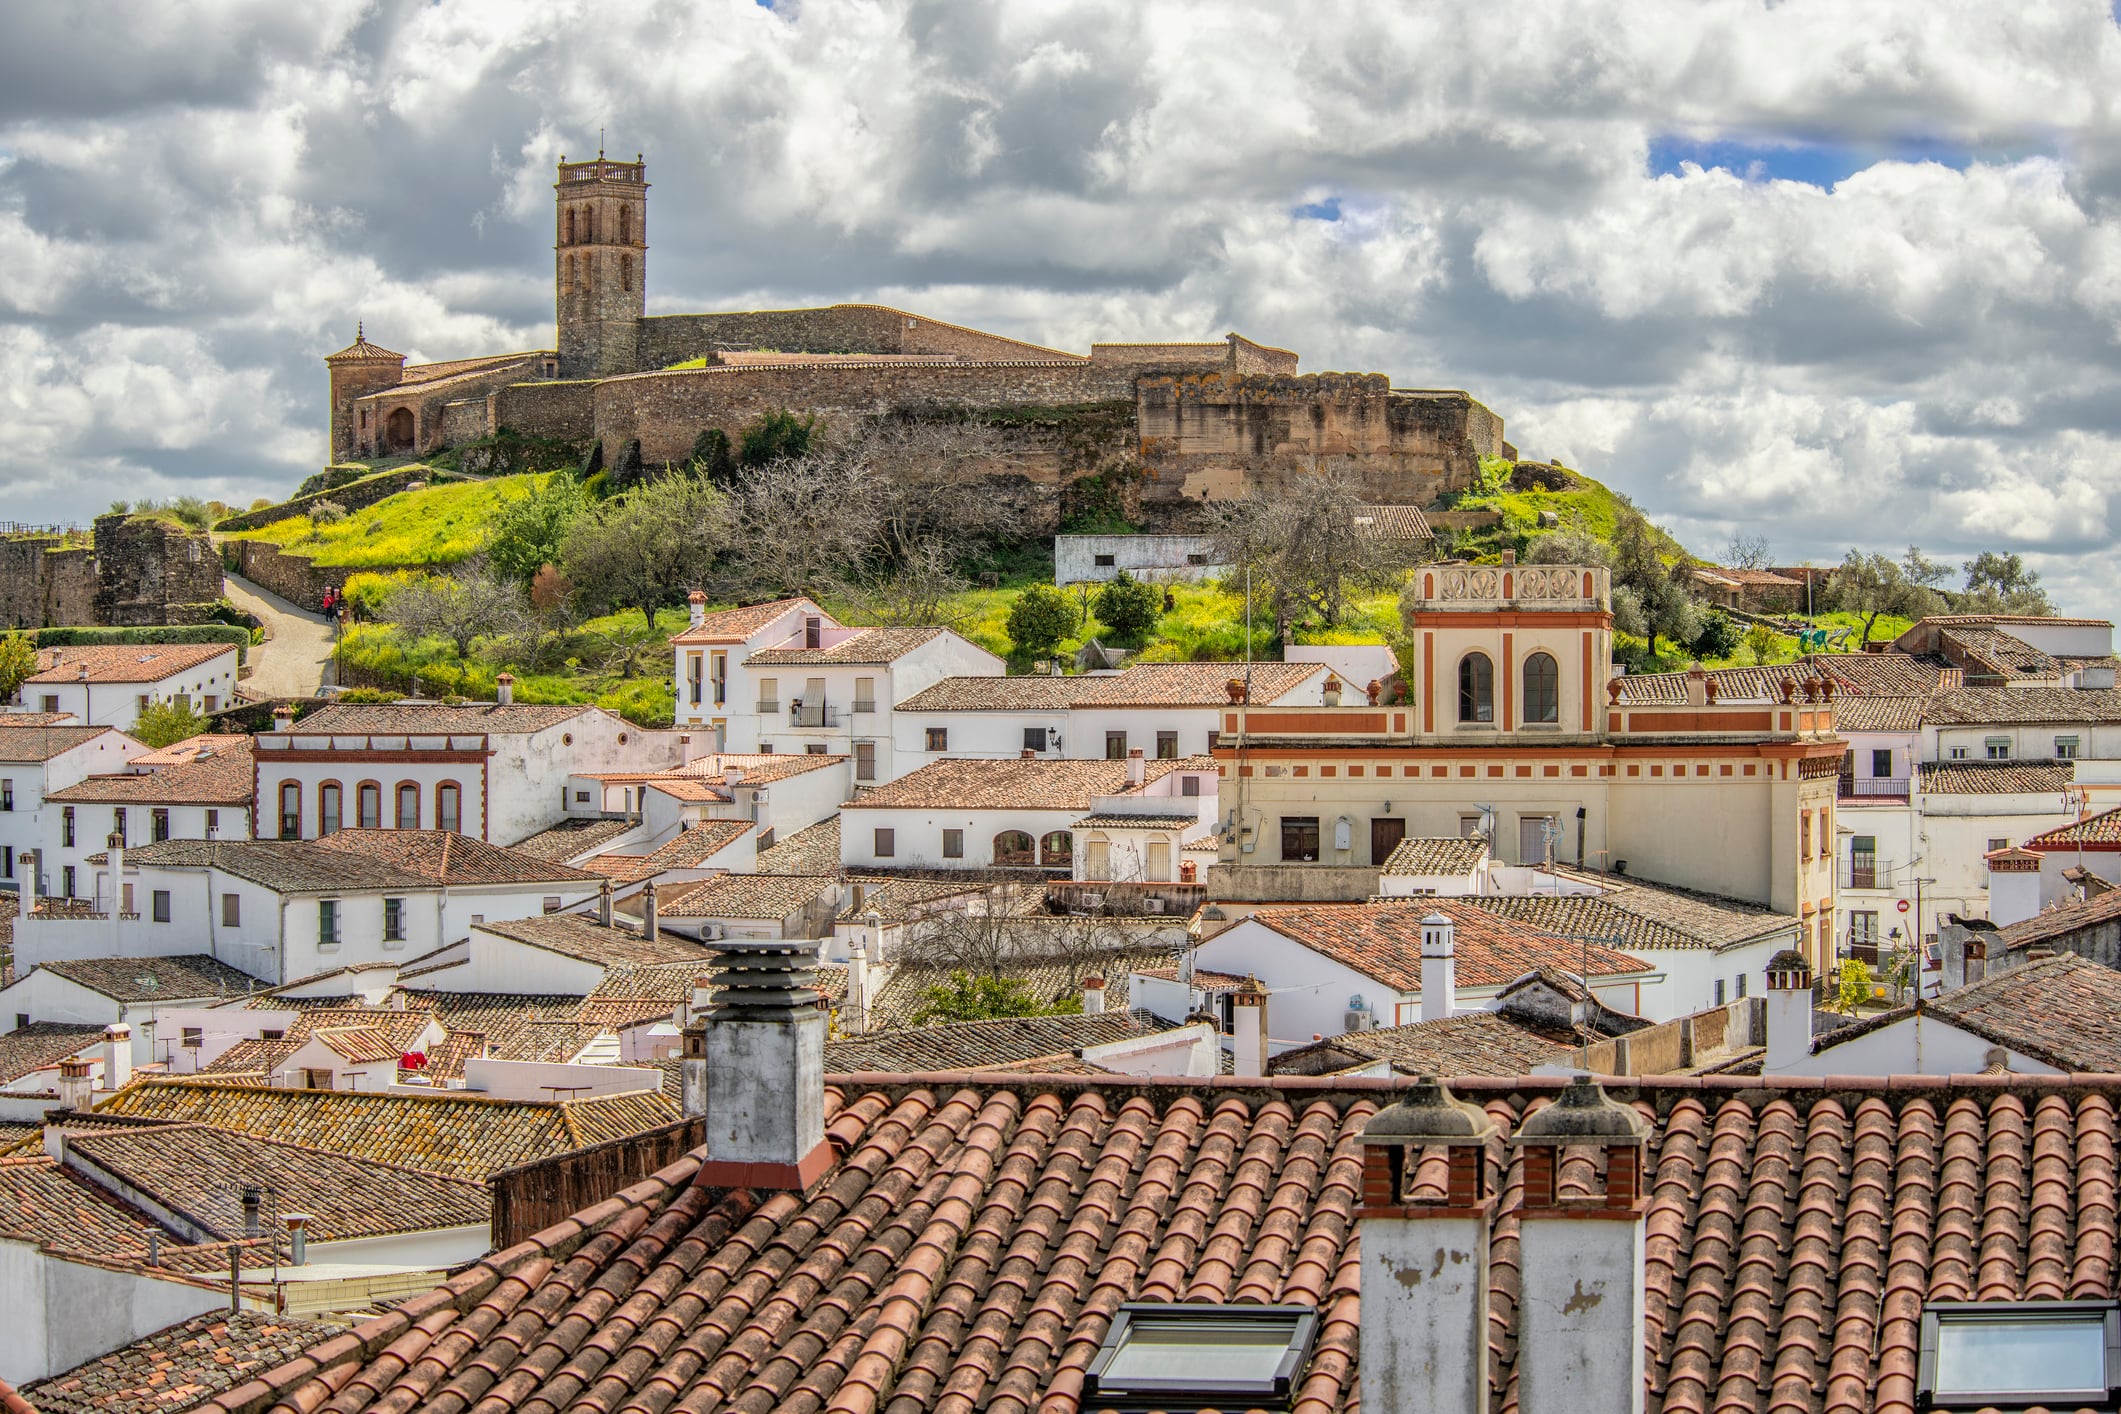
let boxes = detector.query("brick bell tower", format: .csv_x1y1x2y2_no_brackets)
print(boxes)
554,149,647,379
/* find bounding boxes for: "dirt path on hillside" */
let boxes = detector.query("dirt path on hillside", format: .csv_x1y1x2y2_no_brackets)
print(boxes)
224,574,335,698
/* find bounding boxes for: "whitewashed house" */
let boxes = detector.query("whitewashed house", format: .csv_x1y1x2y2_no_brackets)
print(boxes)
839,753,1219,874
10,642,241,730
0,954,258,1064
0,723,144,898
565,752,850,854
38,738,254,900
12,831,606,986
252,693,693,846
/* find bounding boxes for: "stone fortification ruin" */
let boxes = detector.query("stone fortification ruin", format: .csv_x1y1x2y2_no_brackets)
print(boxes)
328,152,1509,526
0,514,223,631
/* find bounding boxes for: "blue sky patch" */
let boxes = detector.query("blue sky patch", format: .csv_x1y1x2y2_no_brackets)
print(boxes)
1649,135,1979,189
1292,196,1342,222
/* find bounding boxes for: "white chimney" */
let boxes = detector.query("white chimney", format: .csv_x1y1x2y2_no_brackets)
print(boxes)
847,946,871,1036
1764,948,1815,1073
724,764,743,789
1511,1076,1651,1414
272,705,294,732
1420,912,1456,1022
56,1057,93,1110
696,938,830,1191
101,1022,131,1092
42,1118,67,1162
22,849,36,909
1359,1078,1499,1414
1082,974,1107,1015
1125,747,1145,787
687,590,706,629
1231,978,1268,1078
495,672,515,706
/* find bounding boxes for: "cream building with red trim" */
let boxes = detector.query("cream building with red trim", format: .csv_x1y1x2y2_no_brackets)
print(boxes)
1211,558,1846,973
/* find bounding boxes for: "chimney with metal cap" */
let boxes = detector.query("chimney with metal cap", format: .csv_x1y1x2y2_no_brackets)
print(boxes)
1510,1076,1652,1414
284,1212,312,1266
724,763,743,789
240,1184,263,1239
694,936,830,1191
495,672,515,706
598,878,613,928
687,589,706,629
56,1057,92,1110
641,880,659,939
1358,1076,1499,1414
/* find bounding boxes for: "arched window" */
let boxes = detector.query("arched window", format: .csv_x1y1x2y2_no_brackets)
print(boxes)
1040,830,1073,868
1522,652,1560,725
1458,652,1495,724
621,254,633,292
436,782,461,834
357,783,381,830
564,208,576,244
993,830,1036,867
277,782,300,841
318,782,342,837
582,205,594,243
396,783,420,830
618,205,631,244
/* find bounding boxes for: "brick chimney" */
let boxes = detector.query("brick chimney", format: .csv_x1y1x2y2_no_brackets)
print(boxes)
100,1022,131,1093
272,705,294,732
1358,1076,1498,1414
1081,974,1107,1015
1764,948,1814,1073
1125,747,1145,787
687,590,706,629
1231,977,1268,1077
1420,912,1456,1022
1510,1076,1651,1414
694,937,831,1191
56,1058,92,1111
495,672,515,706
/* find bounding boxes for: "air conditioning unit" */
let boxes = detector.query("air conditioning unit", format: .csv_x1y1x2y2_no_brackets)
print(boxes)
1344,1010,1371,1032
1080,892,1104,911
699,924,722,942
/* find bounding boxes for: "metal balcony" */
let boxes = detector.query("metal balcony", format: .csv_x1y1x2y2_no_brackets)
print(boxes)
1838,775,1910,801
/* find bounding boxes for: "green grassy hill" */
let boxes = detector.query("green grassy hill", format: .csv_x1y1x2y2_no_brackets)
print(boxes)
222,473,550,570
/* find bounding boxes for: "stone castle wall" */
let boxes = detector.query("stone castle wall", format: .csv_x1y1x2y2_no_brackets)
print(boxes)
438,397,488,446
0,519,220,631
0,538,97,630
489,380,597,442
634,304,1072,371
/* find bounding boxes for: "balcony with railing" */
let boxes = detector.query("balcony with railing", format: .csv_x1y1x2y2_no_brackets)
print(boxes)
788,701,841,729
1841,853,1896,890
1837,774,1910,802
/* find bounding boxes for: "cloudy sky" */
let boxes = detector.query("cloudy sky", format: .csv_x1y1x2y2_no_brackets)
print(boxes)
5,1,2121,613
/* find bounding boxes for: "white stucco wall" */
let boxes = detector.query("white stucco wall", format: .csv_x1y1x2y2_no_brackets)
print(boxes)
1774,1012,2062,1077
0,1238,229,1385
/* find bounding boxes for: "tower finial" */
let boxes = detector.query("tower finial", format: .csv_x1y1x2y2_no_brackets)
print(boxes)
599,127,605,158
356,320,364,342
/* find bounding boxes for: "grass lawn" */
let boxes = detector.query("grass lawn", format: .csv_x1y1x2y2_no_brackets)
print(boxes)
221,473,550,569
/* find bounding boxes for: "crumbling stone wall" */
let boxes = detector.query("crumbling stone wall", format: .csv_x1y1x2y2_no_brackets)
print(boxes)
0,537,97,629
225,539,367,608
489,380,597,442
93,515,223,626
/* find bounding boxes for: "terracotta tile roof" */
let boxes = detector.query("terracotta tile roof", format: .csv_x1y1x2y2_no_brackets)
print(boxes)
203,1070,2121,1414
846,756,1214,812
502,815,638,862
473,914,711,967
756,814,840,874
896,662,1320,712
197,1036,302,1078
1923,685,2121,724
1271,1010,1579,1077
28,643,233,685
323,329,404,363
662,751,850,785
1467,877,1798,952
46,740,254,806
1817,952,2121,1072
1691,565,1802,588
1924,612,2115,628
294,701,597,734
23,1310,338,1414
658,872,836,919
1941,625,2062,680
313,829,605,884
1812,650,1958,694
822,1011,1163,1072
667,596,817,645
105,833,600,892
63,1122,489,1242
122,734,249,768
1379,836,1488,876
0,1020,105,1084
92,1079,680,1181
584,820,753,883
0,1155,167,1258
1996,887,2121,950
1247,902,1652,992
2024,806,2121,849
0,711,83,726
1828,693,1932,731
1072,811,1191,828
0,725,119,762
306,1024,404,1064
1919,758,2076,795
33,954,258,1003
1610,662,1816,706
1352,503,1432,539
837,876,1006,922
746,626,945,666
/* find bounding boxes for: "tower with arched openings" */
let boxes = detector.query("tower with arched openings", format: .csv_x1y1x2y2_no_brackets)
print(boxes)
555,150,649,379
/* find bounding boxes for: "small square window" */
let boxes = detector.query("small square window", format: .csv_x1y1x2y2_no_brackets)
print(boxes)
926,727,949,752
1949,746,1969,760
151,890,171,923
942,828,964,859
1156,730,1178,759
2057,735,2081,760
1023,727,1047,752
1918,1301,2120,1407
1094,553,1116,567
1085,1304,1319,1406
1181,775,1201,797
875,828,895,858
1985,735,2012,760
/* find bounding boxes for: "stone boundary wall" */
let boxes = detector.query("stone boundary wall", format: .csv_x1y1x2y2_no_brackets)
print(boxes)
1229,333,1300,373
0,537,97,630
92,516,223,627
438,398,488,446
592,358,1150,464
224,539,376,609
490,380,597,442
634,303,1074,371
215,467,464,533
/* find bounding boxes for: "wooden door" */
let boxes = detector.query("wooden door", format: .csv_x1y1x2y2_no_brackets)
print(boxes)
1370,816,1406,865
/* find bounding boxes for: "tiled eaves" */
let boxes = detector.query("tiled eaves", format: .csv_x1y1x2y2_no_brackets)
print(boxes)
195,1070,2121,1414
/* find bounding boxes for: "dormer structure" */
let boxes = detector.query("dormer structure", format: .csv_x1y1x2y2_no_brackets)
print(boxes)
1407,557,1611,740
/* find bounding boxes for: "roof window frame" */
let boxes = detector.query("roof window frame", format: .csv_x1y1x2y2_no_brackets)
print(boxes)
1917,1299,2121,1408
1083,1302,1319,1406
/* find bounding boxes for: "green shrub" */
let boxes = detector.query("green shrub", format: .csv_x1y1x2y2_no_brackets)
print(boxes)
1092,571,1162,644
911,971,1083,1024
596,677,675,727
310,499,348,525
132,699,212,748
738,409,817,467
1692,609,1742,660
333,687,400,704
1005,584,1074,661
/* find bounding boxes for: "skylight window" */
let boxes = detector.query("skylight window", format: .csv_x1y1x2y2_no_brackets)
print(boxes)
1919,1301,2120,1407
1084,1304,1317,1406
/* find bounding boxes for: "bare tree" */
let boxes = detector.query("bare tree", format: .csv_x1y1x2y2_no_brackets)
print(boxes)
383,564,534,658
848,536,972,627
858,418,1030,561
1203,465,1419,633
719,446,882,600
1723,532,1771,569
